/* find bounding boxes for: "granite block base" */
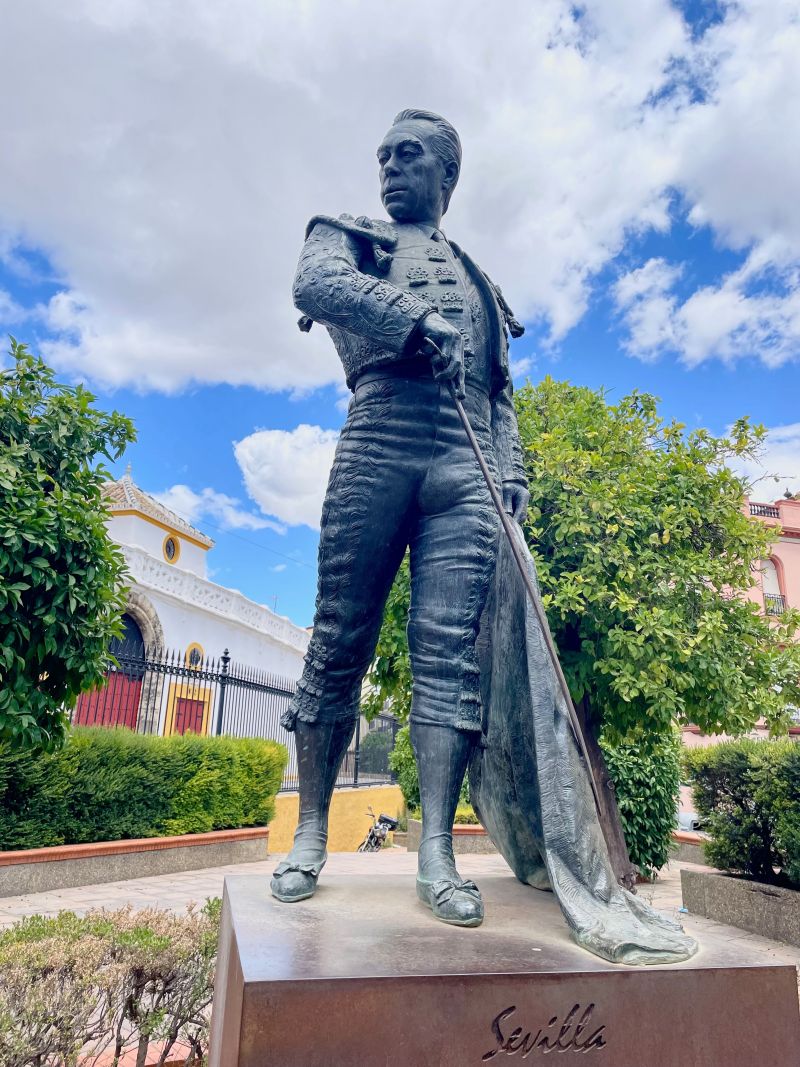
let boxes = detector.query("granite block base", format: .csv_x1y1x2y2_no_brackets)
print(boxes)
209,871,800,1067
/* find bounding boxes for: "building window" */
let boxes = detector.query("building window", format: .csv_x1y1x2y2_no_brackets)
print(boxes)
761,558,786,615
185,643,204,668
163,535,181,564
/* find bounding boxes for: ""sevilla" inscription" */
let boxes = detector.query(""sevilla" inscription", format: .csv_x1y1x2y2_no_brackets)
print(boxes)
482,1003,607,1058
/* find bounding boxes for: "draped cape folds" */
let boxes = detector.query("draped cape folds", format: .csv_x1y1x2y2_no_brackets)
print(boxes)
470,523,698,966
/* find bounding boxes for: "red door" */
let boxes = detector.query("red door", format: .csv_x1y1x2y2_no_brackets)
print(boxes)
74,672,142,729
173,697,206,735
74,613,145,729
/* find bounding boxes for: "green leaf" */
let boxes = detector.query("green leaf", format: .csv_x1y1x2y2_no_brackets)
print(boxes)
0,339,136,753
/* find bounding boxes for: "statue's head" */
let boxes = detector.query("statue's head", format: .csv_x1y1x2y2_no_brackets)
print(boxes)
378,109,462,224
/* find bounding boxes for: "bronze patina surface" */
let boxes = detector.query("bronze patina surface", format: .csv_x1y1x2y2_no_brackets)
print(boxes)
271,108,696,963
209,874,800,1067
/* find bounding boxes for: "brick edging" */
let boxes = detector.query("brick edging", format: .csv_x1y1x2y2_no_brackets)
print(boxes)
672,829,706,846
0,826,269,867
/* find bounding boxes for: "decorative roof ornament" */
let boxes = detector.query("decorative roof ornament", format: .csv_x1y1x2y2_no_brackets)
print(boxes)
102,475,214,548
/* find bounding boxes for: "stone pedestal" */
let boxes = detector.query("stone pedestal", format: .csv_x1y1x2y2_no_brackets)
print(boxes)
209,872,800,1067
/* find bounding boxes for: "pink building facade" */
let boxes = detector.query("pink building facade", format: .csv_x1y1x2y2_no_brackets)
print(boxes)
743,496,800,618
679,497,800,822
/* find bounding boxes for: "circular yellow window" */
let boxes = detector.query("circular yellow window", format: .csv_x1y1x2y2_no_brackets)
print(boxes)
163,535,181,564
185,643,204,668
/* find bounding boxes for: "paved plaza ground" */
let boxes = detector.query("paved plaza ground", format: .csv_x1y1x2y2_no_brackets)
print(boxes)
1,848,798,981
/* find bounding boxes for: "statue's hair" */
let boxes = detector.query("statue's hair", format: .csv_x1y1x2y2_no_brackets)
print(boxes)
392,108,461,213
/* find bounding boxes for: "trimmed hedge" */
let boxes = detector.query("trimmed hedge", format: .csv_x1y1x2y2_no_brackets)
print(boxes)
407,804,480,826
600,728,682,880
0,727,287,851
684,738,800,888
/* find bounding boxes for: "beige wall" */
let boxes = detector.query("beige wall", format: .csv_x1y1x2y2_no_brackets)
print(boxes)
269,785,404,853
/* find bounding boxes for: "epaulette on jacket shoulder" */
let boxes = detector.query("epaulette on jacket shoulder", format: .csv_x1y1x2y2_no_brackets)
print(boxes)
305,214,396,256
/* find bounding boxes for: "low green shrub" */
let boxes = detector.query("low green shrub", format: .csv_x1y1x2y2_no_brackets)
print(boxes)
600,727,682,880
454,803,480,825
388,725,419,810
0,727,287,850
0,900,219,1067
772,743,800,886
406,803,479,826
684,738,800,887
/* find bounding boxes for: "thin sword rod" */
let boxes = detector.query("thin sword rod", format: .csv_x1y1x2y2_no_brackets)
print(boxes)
442,376,603,816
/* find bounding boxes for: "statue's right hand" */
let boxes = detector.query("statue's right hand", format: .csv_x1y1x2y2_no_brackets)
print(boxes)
420,312,465,399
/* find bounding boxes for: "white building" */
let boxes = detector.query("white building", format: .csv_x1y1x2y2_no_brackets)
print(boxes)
102,471,309,680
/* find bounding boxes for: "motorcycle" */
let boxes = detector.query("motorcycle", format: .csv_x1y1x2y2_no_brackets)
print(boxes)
356,807,399,852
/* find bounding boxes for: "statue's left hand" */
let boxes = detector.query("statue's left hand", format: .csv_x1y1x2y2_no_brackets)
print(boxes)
502,480,530,522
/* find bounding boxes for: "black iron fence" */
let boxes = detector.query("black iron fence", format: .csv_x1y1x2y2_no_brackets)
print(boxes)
70,643,398,792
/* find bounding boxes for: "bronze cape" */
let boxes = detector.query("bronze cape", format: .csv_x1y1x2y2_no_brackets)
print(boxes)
472,523,698,965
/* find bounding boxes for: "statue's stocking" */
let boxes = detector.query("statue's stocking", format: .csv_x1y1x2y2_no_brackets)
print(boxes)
411,722,484,926
271,717,356,902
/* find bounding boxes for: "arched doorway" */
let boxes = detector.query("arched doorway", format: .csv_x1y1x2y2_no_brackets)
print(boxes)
125,590,165,652
111,613,146,656
74,613,146,729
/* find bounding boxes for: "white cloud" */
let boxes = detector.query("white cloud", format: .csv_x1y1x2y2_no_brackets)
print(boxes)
0,1,797,387
0,289,27,329
672,3,800,252
729,422,800,498
153,483,283,533
334,383,352,414
614,258,682,309
613,258,683,360
510,355,535,380
235,423,339,529
679,247,800,368
616,248,800,365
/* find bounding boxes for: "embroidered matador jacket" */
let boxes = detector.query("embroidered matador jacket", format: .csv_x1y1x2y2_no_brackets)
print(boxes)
292,212,527,486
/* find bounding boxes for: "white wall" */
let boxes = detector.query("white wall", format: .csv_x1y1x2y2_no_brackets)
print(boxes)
108,514,208,579
122,543,309,682
146,590,305,678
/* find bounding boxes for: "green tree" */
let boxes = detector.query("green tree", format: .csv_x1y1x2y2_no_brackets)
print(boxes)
363,555,412,723
516,378,800,741
367,378,800,879
0,340,136,751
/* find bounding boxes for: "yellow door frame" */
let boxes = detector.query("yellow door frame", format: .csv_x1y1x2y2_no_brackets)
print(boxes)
164,680,214,736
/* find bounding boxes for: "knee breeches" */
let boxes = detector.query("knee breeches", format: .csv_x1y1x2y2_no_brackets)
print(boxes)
282,374,499,734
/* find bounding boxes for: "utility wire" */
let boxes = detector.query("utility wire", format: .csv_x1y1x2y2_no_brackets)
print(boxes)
189,514,317,571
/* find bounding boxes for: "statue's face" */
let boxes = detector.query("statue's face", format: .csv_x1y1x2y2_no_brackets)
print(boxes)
377,120,449,223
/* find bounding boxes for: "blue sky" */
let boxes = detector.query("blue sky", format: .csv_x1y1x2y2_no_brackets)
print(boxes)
1,1,799,631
